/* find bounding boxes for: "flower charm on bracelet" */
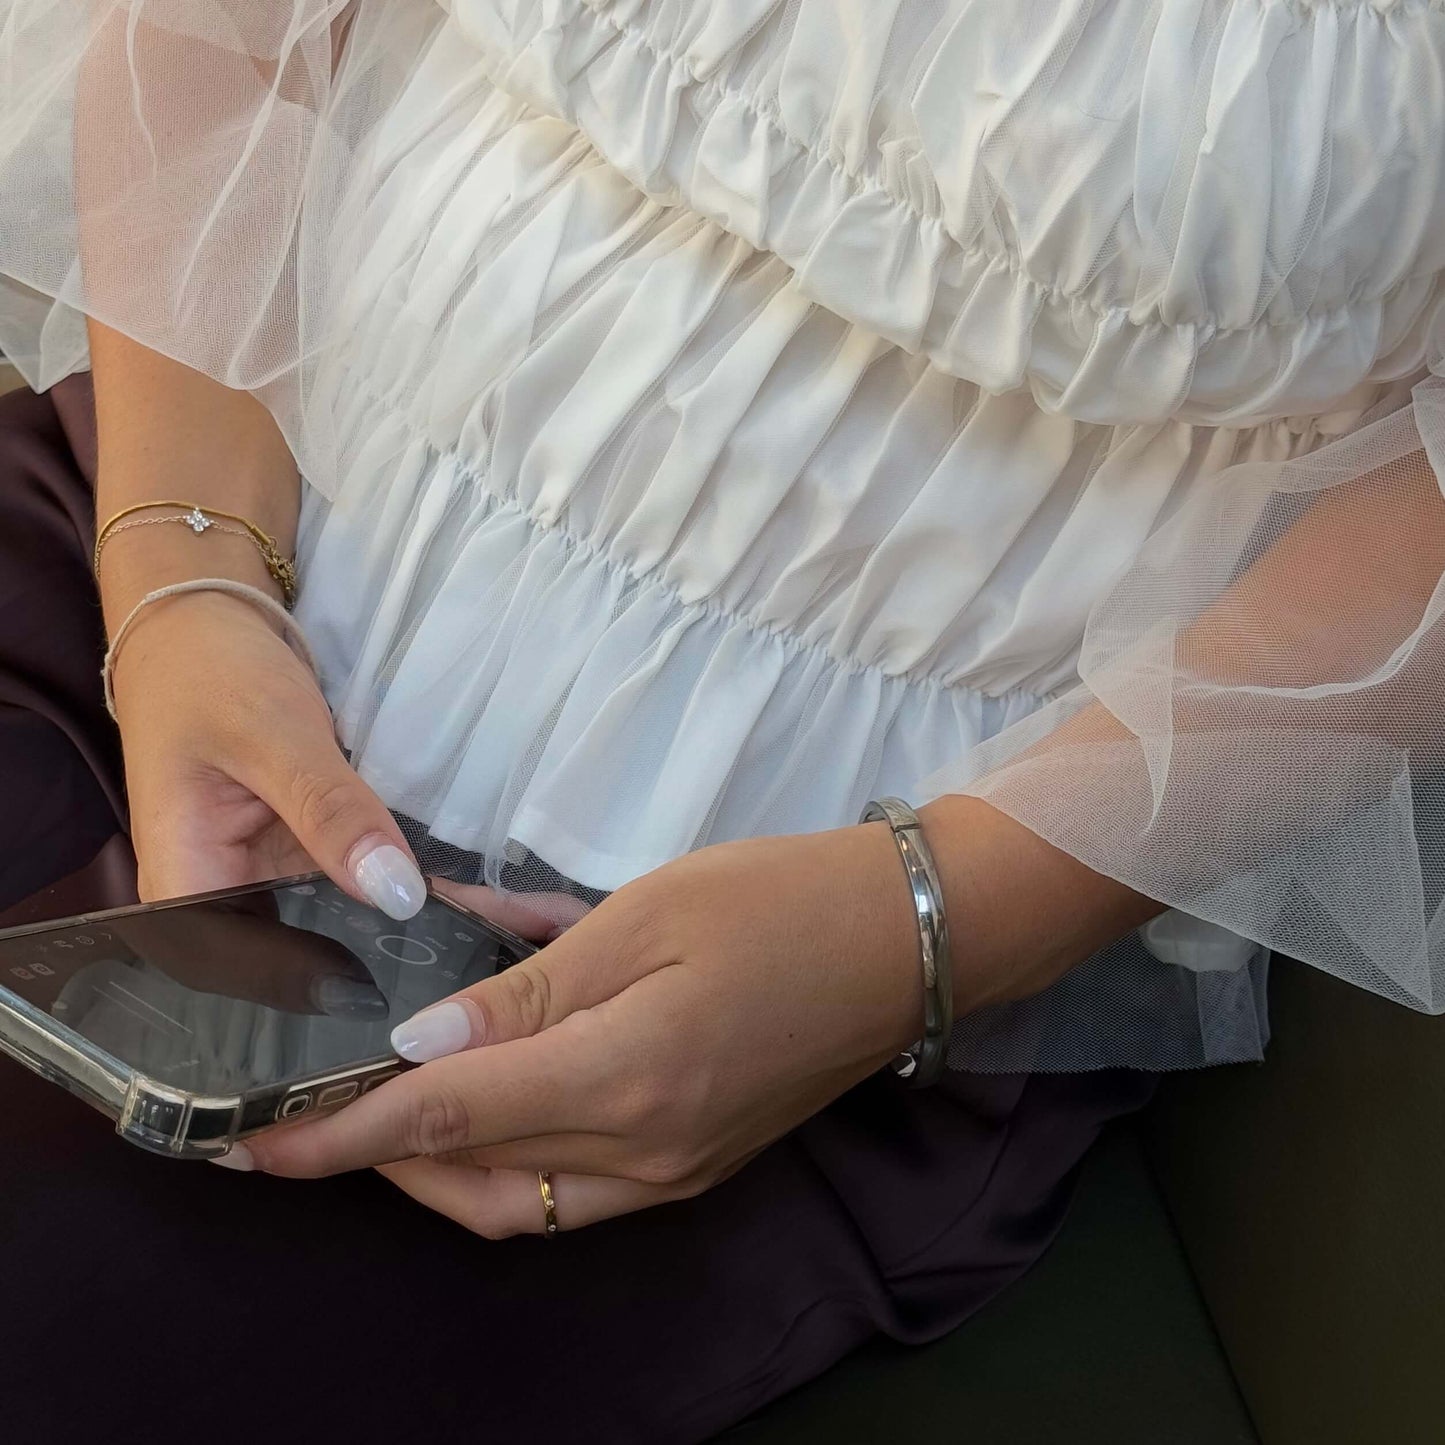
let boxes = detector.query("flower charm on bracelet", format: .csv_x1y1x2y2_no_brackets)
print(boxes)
184,507,214,534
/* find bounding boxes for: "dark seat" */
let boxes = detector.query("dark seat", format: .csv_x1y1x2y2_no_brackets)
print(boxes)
729,1124,1257,1445
737,952,1445,1444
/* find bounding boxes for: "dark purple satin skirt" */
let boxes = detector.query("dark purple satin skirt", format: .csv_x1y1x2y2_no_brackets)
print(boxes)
0,377,1152,1444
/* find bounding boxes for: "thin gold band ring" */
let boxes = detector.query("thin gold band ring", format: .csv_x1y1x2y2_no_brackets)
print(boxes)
538,1170,559,1237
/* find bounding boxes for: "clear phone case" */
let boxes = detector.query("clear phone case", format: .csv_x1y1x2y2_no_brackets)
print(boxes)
0,873,530,1159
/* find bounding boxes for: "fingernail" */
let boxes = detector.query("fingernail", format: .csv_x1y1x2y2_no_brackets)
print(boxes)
353,843,426,921
311,975,390,1020
391,1001,478,1062
210,1143,255,1172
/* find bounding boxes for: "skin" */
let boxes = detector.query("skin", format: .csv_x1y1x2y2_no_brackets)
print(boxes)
90,320,1162,1233
90,324,417,905
73,0,1445,1238
95,317,1444,1239
240,816,1161,1235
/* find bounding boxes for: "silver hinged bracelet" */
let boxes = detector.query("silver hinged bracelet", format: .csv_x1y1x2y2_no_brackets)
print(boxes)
859,797,954,1088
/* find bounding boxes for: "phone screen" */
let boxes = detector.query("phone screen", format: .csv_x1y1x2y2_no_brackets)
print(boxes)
0,877,529,1095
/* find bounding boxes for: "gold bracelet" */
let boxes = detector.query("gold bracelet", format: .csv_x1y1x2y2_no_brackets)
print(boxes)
94,501,298,610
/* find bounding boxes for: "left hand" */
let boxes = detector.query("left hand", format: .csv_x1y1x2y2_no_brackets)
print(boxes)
229,824,925,1235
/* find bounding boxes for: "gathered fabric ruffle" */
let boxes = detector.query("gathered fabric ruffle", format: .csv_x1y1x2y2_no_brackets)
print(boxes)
283,42,1395,1070
298,430,1274,1073
301,453,1044,888
929,370,1445,1029
5,0,1445,1073
4,0,1444,437
446,0,1445,425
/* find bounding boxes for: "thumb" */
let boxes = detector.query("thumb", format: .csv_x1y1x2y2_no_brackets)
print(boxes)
389,884,658,1062
237,726,425,922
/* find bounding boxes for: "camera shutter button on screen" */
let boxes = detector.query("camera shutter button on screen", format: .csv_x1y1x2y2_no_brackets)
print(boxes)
373,936,438,966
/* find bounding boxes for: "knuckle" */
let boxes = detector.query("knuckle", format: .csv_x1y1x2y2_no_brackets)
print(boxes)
632,1148,696,1188
667,1170,713,1202
290,770,358,840
503,964,554,1033
398,1086,475,1157
608,883,672,958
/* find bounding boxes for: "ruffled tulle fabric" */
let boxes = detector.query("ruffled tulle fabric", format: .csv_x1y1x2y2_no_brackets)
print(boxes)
4,0,1445,1071
931,371,1445,1040
5,0,1445,434
0,0,434,491
307,473,1043,888
287,41,1422,1068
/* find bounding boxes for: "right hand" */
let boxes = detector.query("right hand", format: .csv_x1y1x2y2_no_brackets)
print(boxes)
110,589,425,918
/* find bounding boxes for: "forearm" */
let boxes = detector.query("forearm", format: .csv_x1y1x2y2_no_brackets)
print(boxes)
917,795,1162,1015
88,320,301,634
74,0,314,637
921,448,1445,1017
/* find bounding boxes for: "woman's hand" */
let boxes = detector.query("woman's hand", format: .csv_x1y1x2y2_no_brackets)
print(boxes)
222,825,927,1234
111,589,425,918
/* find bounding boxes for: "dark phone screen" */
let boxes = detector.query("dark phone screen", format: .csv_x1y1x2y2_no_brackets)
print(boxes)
0,877,529,1094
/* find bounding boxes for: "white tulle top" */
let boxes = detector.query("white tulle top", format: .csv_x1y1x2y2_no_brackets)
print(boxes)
4,0,1445,1071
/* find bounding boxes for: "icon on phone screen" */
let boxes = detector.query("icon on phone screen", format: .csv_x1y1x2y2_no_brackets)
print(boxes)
375,937,438,967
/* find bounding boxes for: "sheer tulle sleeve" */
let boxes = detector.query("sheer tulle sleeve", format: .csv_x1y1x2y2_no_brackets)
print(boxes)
8,1,1445,1074
923,369,1445,1059
0,0,435,493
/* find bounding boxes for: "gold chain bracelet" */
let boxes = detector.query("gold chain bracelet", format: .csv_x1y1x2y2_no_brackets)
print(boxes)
94,502,298,610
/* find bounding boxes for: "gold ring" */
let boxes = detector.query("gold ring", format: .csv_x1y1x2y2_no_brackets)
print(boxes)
538,1170,558,1237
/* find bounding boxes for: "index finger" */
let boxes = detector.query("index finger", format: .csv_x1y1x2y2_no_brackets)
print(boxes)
228,1017,617,1178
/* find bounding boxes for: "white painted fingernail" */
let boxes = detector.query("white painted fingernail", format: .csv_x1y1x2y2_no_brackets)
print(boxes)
353,844,425,921
210,1143,255,1172
391,1001,476,1062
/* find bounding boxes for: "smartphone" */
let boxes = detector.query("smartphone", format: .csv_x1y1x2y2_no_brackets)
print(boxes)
0,872,534,1159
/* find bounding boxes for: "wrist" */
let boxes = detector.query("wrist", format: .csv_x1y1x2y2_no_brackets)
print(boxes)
107,587,294,720
916,793,1164,1014
852,818,937,1060
98,521,288,634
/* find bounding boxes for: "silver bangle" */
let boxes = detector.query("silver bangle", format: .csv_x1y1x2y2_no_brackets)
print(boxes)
860,797,954,1088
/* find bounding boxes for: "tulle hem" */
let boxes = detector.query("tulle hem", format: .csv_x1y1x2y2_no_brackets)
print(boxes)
298,439,1274,1073
298,445,1048,890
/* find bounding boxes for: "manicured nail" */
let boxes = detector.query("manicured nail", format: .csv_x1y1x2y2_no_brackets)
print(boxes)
352,843,425,921
210,1143,255,1172
311,975,390,1020
391,1001,478,1062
